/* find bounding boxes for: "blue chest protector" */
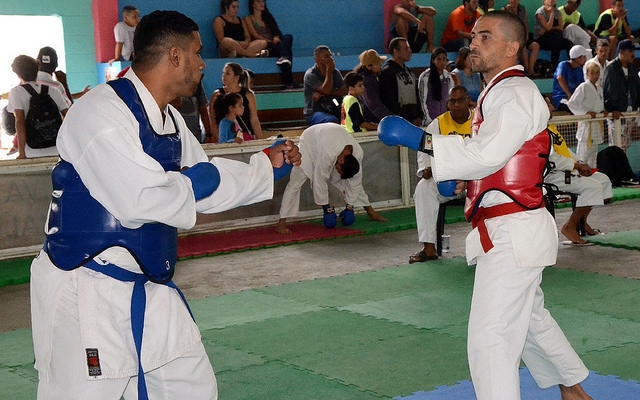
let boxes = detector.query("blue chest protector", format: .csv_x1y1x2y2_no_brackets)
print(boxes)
45,78,182,283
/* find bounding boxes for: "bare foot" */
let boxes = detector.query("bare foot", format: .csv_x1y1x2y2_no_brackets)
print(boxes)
559,383,593,400
275,222,291,234
561,225,587,245
368,212,388,222
583,222,601,236
423,243,437,258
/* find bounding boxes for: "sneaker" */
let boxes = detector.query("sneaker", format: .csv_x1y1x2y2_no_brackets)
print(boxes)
257,49,269,57
620,179,640,186
276,57,291,66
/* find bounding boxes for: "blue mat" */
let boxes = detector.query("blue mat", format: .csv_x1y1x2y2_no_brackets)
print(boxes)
395,368,640,399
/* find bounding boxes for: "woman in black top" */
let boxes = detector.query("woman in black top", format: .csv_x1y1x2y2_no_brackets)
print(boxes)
213,0,268,58
208,62,264,143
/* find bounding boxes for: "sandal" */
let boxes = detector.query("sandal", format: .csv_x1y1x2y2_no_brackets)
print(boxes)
408,251,438,264
561,240,595,247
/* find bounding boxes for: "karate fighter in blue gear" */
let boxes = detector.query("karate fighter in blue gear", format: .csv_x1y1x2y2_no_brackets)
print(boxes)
30,10,300,400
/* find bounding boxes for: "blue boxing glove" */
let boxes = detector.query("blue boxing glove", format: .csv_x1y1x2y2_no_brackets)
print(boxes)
437,180,458,197
322,205,337,229
181,162,221,201
378,115,433,154
339,204,355,226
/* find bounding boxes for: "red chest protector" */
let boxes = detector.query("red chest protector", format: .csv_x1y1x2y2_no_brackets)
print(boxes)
464,69,551,221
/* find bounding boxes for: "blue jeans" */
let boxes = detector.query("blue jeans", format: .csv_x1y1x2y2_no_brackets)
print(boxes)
267,34,294,85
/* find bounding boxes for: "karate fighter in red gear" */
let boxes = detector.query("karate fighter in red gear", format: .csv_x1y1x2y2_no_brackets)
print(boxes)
378,10,593,400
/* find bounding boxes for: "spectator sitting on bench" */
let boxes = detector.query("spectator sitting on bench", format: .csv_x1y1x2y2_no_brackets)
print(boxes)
379,37,423,127
208,62,263,143
7,55,69,159
213,0,268,58
546,124,612,245
354,49,392,123
418,47,456,124
502,0,540,77
340,72,378,133
477,0,494,15
171,81,212,143
552,45,588,112
244,0,296,89
594,0,635,60
303,45,347,126
558,0,597,49
534,0,573,69
388,0,437,53
440,0,481,52
217,92,251,144
451,46,484,107
409,85,471,264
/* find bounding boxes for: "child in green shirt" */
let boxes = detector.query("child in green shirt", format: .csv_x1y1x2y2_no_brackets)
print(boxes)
341,72,378,133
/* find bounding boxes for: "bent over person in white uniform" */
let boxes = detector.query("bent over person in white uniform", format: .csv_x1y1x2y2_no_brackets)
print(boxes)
276,123,387,234
30,11,301,400
378,10,593,400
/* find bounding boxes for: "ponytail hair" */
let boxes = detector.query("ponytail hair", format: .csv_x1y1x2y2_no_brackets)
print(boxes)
225,62,249,88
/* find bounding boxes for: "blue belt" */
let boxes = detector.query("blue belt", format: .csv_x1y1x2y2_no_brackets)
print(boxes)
82,259,194,400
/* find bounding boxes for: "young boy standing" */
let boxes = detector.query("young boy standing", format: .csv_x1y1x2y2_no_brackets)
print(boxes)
111,5,140,64
341,72,378,133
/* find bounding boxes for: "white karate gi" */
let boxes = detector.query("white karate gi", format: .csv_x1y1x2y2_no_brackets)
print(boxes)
414,117,466,245
279,123,370,218
30,70,275,399
430,66,589,400
563,24,592,50
565,80,606,167
583,58,609,88
546,144,613,207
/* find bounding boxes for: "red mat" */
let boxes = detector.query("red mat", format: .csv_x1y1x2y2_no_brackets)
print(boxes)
178,223,365,259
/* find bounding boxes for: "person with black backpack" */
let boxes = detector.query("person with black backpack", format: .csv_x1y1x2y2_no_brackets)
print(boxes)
6,55,68,159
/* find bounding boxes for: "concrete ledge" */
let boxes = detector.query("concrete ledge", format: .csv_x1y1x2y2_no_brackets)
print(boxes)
0,133,401,258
